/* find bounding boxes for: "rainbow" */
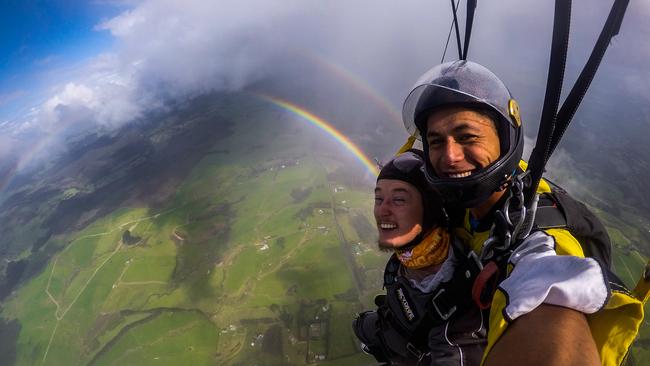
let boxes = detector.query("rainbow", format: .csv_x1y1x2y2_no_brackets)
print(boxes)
0,96,381,196
258,95,379,177
0,124,70,194
298,51,403,128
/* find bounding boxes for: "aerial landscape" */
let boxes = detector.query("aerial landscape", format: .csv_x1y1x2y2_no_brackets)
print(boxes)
0,90,393,365
1,1,650,365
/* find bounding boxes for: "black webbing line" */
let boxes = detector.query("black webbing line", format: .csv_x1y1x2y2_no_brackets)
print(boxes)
526,0,630,206
450,0,463,60
546,0,630,161
462,0,477,60
525,0,572,205
441,0,462,63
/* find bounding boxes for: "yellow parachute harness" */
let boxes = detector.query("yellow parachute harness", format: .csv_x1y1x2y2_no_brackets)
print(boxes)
394,133,418,156
476,173,650,366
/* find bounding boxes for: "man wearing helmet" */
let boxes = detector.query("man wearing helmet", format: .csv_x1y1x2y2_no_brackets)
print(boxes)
354,149,487,365
402,61,645,365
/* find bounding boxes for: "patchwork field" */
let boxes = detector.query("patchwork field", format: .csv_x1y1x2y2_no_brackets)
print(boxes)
1,95,648,365
1,99,387,365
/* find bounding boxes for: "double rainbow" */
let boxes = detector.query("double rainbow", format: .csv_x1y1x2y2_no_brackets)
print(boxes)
259,95,379,177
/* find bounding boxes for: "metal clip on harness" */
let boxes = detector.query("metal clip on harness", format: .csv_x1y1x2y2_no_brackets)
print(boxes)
481,171,531,263
472,171,540,309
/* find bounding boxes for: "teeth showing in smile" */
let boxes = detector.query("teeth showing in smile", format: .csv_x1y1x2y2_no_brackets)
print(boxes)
380,223,397,229
449,171,472,178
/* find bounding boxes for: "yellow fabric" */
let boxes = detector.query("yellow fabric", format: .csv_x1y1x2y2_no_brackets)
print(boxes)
545,228,585,257
456,165,646,365
395,134,417,155
588,290,645,366
475,226,646,365
454,212,489,254
453,214,582,257
395,227,450,269
480,289,645,366
633,264,650,303
481,289,509,365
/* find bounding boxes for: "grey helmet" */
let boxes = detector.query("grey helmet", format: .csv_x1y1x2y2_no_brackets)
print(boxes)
402,60,524,207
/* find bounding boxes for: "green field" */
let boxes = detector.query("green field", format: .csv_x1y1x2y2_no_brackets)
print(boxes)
3,95,649,365
1,100,381,365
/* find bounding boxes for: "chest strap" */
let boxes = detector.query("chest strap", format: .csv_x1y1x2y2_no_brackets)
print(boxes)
382,249,483,337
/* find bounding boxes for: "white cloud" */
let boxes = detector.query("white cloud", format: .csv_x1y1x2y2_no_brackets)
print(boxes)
33,0,311,131
0,136,18,160
7,0,650,151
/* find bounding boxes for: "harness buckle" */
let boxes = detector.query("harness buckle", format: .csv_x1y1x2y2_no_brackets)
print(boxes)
431,288,457,321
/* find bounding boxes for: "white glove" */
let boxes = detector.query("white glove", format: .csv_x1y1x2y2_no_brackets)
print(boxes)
499,231,609,321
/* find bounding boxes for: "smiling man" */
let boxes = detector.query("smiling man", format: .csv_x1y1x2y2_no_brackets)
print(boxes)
424,107,503,220
401,60,645,366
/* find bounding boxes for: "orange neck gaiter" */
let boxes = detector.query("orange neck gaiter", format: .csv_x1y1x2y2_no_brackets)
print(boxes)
394,227,450,269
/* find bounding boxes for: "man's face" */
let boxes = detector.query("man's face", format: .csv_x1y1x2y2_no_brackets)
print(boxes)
425,107,501,179
374,179,423,249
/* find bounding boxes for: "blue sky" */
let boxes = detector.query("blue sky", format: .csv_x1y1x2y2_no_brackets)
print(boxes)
0,0,124,121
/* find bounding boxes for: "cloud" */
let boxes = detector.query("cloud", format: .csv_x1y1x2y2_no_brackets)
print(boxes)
7,0,650,163
37,55,145,130
522,135,536,162
31,0,314,131
0,135,19,160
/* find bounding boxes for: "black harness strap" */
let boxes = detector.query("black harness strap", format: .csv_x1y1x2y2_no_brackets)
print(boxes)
548,0,630,158
526,0,630,206
462,0,477,60
382,249,483,336
525,0,572,206
450,0,464,60
441,0,462,63
530,205,567,229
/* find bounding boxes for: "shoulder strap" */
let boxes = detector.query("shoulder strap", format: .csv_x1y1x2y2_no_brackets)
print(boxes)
551,189,612,269
507,191,567,230
384,254,401,288
512,184,613,269
531,193,568,229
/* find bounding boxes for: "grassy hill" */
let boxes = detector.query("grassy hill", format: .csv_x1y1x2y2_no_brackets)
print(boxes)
1,92,648,365
1,95,386,365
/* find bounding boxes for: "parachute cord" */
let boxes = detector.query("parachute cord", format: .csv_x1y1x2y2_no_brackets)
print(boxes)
441,0,462,63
